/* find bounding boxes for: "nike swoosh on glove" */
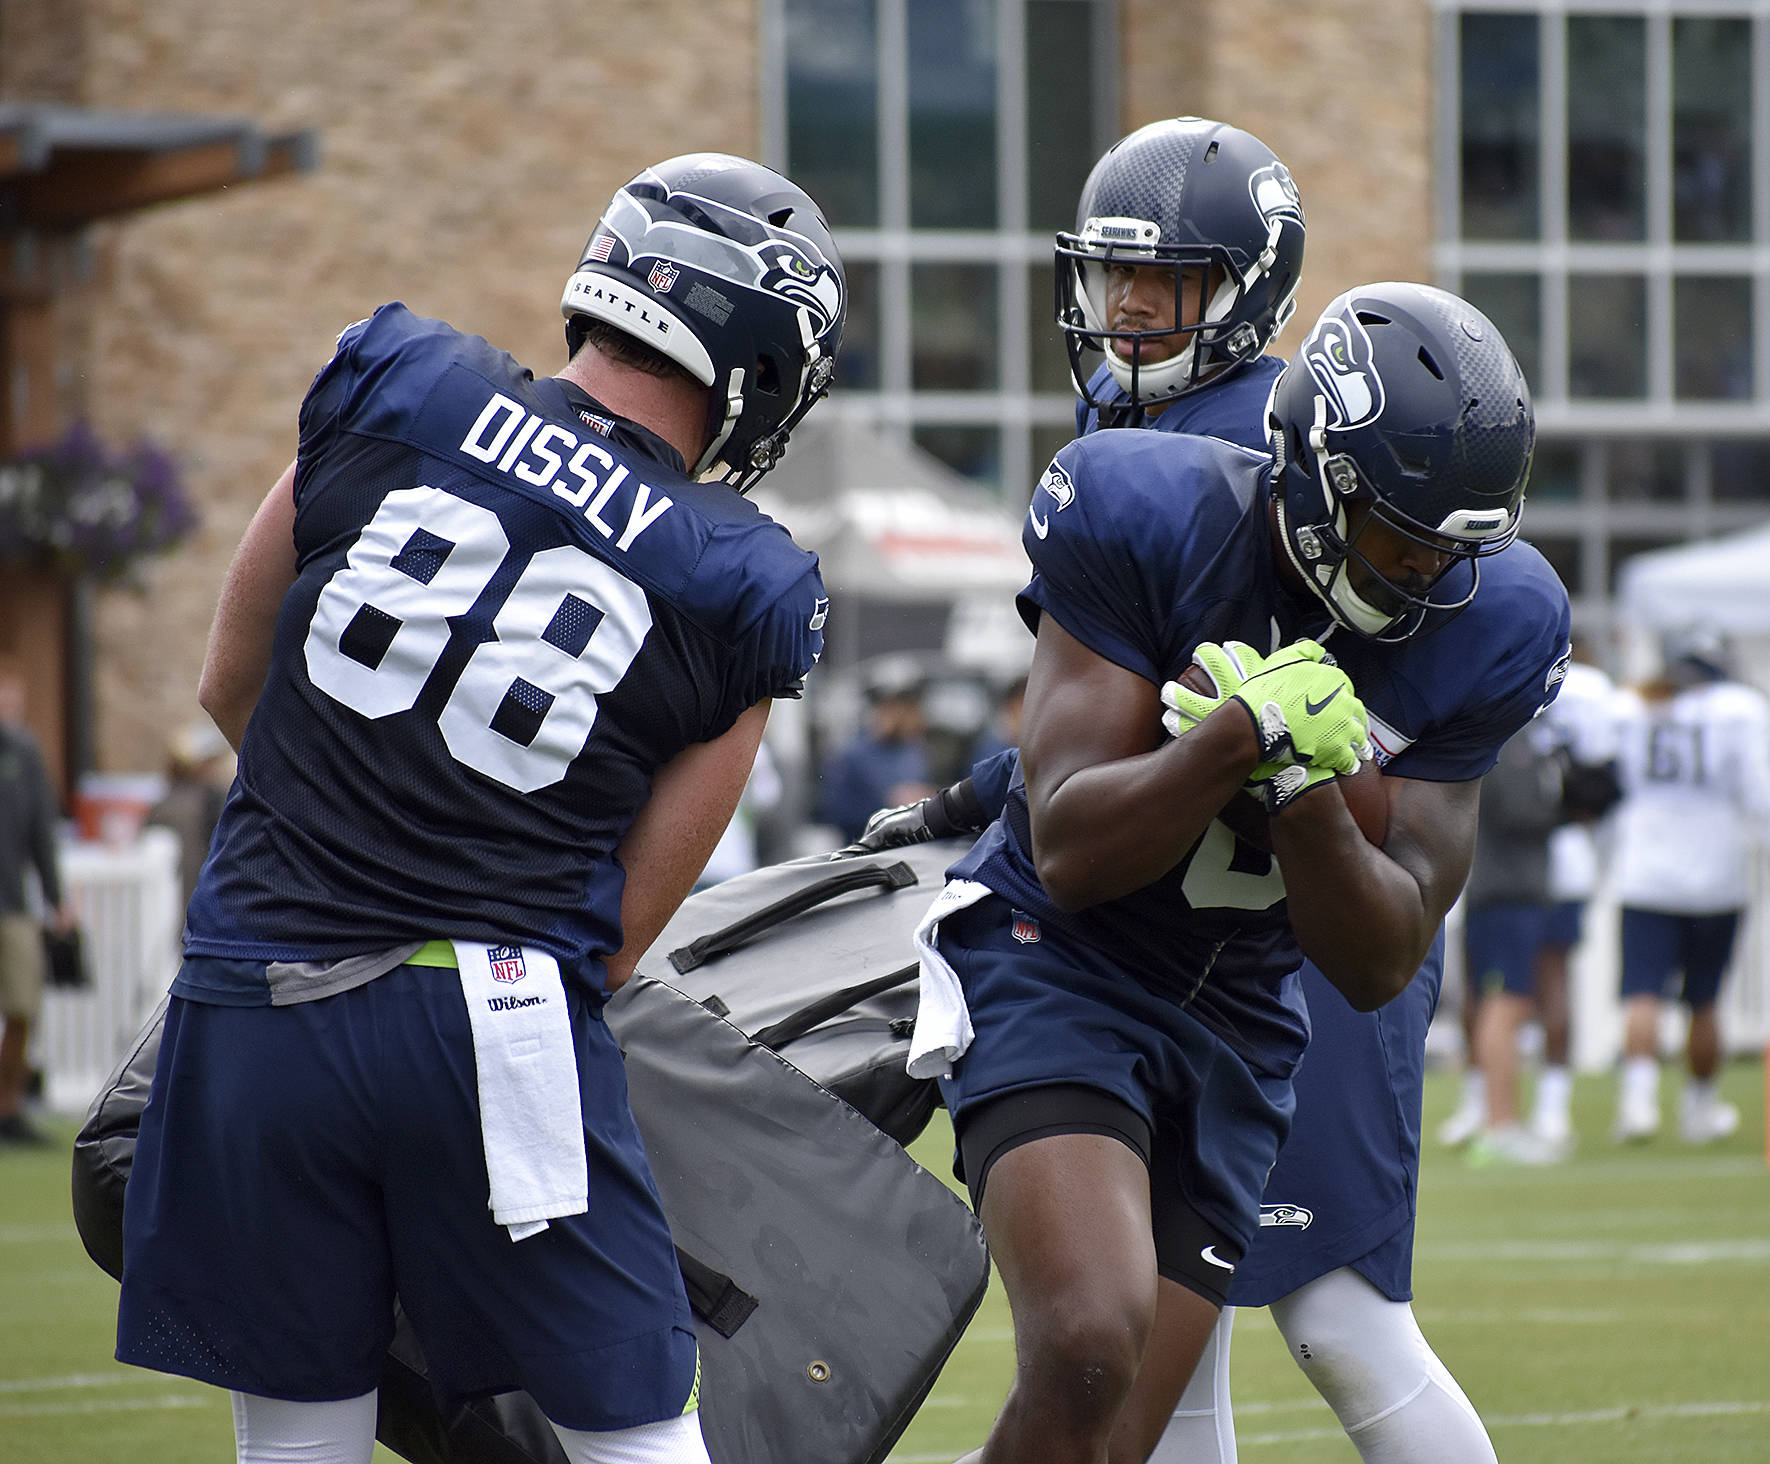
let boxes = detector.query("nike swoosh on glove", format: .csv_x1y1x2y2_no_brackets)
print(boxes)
1231,652,1369,777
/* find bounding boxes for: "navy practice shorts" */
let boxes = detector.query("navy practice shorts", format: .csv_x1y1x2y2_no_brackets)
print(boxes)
1543,900,1585,951
1619,907,1741,1008
1231,929,1444,1307
933,895,1296,1267
1464,902,1551,998
117,964,698,1430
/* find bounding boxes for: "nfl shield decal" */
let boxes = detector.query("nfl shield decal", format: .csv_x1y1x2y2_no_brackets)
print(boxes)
1010,911,1041,944
488,945,527,984
648,259,680,293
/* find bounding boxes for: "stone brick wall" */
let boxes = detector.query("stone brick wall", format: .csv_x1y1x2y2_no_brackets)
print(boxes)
49,0,760,770
1122,0,1433,343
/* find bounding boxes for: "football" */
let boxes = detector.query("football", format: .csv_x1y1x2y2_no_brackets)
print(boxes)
1174,662,1387,846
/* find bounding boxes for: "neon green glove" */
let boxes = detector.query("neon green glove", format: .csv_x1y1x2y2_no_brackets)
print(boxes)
1159,641,1269,739
1231,647,1369,777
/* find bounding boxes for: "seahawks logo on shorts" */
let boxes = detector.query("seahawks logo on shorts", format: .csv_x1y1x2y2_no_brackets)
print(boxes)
1302,305,1385,431
1258,1202,1314,1229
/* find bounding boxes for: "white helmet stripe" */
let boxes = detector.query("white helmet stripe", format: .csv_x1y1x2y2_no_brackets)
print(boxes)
559,270,717,386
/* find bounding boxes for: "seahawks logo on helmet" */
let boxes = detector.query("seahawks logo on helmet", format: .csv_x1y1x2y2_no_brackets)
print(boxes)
757,241,842,338
1248,162,1303,227
1302,306,1385,430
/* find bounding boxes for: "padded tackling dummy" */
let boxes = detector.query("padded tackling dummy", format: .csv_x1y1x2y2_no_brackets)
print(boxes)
636,839,975,1145
72,971,988,1464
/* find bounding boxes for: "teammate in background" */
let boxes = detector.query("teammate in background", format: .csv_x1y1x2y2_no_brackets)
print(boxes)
1461,722,1569,1166
1609,623,1770,1144
870,121,1509,1464
904,275,1563,1464
1531,644,1620,1143
816,655,936,844
1439,639,1619,1152
114,154,845,1464
0,654,73,1147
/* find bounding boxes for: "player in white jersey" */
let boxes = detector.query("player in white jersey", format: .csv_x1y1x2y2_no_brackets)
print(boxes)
1531,649,1619,1145
1609,624,1770,1143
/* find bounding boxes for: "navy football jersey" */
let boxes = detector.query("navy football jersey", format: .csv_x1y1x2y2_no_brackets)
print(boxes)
182,305,826,997
951,427,1569,1072
1073,355,1284,450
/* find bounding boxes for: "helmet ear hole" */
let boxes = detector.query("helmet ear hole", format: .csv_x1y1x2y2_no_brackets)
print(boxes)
755,354,782,397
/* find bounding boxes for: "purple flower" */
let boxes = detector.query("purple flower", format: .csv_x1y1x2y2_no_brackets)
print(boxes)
0,422,198,582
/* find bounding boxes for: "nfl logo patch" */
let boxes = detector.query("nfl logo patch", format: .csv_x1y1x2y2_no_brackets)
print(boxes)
488,945,527,984
1010,911,1040,944
648,259,680,293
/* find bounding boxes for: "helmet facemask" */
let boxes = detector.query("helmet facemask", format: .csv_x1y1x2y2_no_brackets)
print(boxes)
1057,215,1290,412
1275,396,1498,643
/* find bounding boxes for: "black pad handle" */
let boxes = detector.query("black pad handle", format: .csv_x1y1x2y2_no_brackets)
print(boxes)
675,1245,759,1338
669,861,918,973
751,963,920,1052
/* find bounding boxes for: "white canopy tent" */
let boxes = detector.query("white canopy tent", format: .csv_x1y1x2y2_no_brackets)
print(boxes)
1616,519,1770,635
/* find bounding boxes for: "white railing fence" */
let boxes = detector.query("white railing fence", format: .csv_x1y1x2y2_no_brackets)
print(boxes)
36,828,182,1114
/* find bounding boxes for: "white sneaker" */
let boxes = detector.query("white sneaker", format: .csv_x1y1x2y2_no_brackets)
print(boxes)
1467,1124,1565,1168
1532,1110,1576,1153
1678,1090,1741,1145
1438,1100,1487,1149
1615,1091,1661,1144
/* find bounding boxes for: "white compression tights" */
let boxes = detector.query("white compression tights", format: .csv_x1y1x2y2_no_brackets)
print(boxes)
230,1392,713,1464
551,1412,714,1464
230,1391,378,1464
1147,1268,1498,1464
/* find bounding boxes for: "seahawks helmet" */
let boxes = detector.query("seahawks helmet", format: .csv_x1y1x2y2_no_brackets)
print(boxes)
1056,117,1305,414
561,153,846,493
1661,622,1733,683
1268,282,1534,641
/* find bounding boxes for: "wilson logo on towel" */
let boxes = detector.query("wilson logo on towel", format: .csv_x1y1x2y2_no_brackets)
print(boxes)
489,946,527,984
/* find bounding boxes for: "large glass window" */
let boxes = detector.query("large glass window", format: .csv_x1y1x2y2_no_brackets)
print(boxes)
1569,274,1646,399
912,263,999,390
1675,275,1753,400
1026,0,1100,231
1567,16,1646,241
1446,6,1770,634
1460,12,1539,240
785,0,879,228
909,0,998,228
775,0,1114,498
1673,18,1751,243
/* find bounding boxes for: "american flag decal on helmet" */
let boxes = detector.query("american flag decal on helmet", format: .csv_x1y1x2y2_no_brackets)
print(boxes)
588,234,616,263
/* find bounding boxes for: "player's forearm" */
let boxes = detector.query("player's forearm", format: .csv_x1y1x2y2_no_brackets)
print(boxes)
200,462,300,748
1030,708,1256,912
1271,791,1433,1009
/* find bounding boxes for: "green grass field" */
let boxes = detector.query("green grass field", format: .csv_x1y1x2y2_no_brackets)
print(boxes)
5,1061,1767,1463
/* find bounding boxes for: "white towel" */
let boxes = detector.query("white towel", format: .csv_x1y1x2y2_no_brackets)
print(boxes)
906,879,992,1079
453,941,587,1242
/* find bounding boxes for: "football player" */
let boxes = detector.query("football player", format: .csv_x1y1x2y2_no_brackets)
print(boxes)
898,268,1565,1463
1609,623,1770,1144
114,154,845,1464
874,120,1517,1464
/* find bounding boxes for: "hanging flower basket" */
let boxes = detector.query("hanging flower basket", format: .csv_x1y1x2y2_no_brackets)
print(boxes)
0,421,198,584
